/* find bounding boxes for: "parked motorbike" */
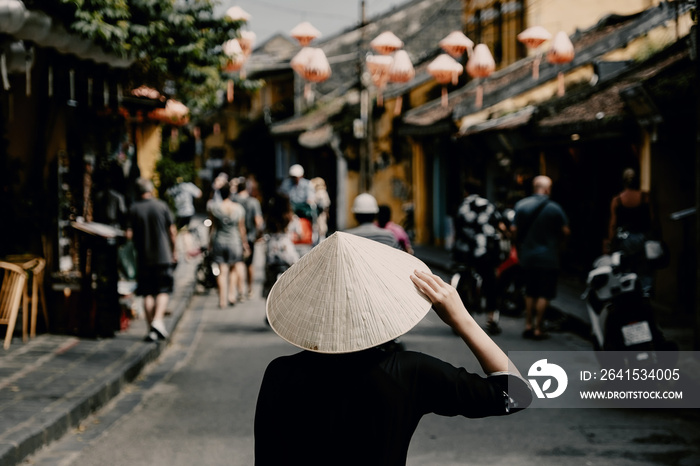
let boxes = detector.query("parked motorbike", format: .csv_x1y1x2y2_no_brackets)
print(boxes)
583,251,677,368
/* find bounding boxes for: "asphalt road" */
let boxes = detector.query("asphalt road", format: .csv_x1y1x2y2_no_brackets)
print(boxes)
25,246,700,466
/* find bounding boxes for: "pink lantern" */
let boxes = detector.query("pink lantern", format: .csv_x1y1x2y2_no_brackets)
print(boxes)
439,31,474,59
388,50,415,115
299,47,331,101
222,39,247,102
291,47,314,75
225,6,251,22
427,54,463,107
238,30,256,56
290,21,321,47
222,38,246,72
546,31,575,96
517,26,551,79
366,54,393,106
370,31,403,55
466,44,495,109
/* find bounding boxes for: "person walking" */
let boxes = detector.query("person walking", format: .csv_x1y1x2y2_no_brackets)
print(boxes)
278,164,315,219
512,175,570,340
452,180,505,335
126,178,177,342
310,177,331,243
232,177,263,300
166,177,202,230
255,232,532,466
377,204,413,254
207,182,249,308
605,167,657,296
261,193,300,299
345,193,398,248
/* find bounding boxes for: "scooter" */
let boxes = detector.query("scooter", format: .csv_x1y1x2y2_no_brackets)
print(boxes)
583,251,677,368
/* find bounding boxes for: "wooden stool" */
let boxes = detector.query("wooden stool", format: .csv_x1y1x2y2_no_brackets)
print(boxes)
4,255,49,340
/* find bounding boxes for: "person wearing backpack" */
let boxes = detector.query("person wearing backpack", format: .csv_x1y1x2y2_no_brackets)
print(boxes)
512,176,570,340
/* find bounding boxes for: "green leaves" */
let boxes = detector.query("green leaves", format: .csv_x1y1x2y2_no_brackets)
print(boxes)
40,0,244,117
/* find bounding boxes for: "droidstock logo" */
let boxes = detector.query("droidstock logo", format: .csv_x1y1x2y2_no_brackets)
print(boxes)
528,359,568,399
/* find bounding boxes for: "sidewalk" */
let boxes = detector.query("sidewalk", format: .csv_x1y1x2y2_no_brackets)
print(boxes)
0,259,197,466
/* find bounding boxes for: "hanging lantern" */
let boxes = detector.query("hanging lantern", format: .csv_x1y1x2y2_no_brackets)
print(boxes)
388,50,414,115
546,31,575,96
238,30,256,57
427,54,463,107
370,31,403,55
466,44,495,109
225,6,251,22
290,21,321,47
222,39,247,102
517,26,551,79
366,54,393,106
223,39,246,72
291,46,314,75
300,47,331,101
439,31,474,59
149,99,190,126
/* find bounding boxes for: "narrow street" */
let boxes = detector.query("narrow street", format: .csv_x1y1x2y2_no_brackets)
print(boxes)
24,247,700,466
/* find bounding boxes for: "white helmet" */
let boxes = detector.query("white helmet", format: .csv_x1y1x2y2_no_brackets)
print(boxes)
289,164,304,177
352,193,379,214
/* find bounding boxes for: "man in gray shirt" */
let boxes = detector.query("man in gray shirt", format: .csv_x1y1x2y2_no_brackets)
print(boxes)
345,193,398,248
512,176,569,340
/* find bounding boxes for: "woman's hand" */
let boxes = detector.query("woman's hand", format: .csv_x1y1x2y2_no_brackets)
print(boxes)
410,270,470,329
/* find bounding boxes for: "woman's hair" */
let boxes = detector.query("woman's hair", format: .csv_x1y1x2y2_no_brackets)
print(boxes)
266,193,293,233
219,182,231,200
622,168,640,189
377,205,391,228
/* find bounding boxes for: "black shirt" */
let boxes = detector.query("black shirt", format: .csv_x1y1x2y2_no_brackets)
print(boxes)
254,348,531,466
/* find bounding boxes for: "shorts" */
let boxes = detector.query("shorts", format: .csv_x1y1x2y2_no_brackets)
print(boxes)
211,241,243,264
136,264,174,296
523,269,558,300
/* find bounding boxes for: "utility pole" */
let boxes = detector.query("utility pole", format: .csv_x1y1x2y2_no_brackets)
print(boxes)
356,1,374,193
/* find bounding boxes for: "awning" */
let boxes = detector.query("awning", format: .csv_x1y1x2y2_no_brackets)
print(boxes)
459,106,535,135
298,124,333,148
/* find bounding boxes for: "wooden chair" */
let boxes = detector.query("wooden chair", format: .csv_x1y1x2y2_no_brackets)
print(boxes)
0,261,28,350
20,257,49,338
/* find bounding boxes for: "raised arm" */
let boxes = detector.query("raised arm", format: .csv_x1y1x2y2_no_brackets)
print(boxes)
410,270,520,377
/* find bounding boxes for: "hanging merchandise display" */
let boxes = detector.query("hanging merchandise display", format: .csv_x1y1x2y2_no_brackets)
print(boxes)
439,31,474,59
546,31,575,96
517,26,552,79
466,44,495,109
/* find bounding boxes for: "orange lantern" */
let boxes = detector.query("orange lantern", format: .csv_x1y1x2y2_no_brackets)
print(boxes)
466,44,495,109
427,54,463,107
439,31,474,59
546,31,575,96
370,31,403,55
517,26,551,79
388,50,414,115
149,99,189,126
366,54,393,106
291,21,321,47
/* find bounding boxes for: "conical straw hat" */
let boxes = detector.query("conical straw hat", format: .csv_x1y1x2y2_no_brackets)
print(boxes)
266,231,432,354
